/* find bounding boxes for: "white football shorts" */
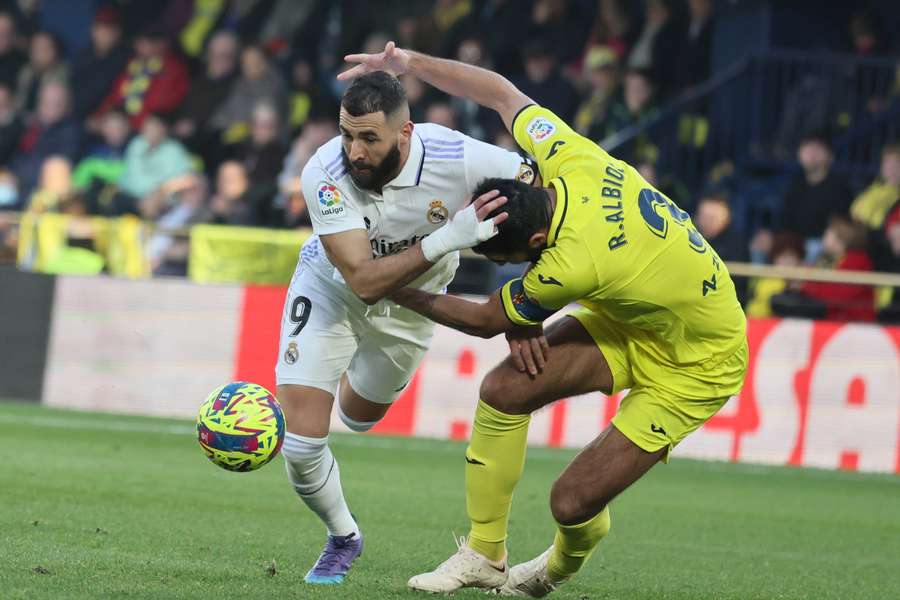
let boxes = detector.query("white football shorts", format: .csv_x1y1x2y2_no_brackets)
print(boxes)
275,264,434,404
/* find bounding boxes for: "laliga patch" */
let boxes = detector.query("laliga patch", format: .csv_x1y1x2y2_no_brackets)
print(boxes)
317,182,344,217
526,117,556,143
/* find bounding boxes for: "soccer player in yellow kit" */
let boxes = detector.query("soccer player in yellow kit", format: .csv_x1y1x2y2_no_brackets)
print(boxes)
340,43,748,597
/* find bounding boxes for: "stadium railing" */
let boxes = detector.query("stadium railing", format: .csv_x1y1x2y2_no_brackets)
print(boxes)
603,50,900,193
3,210,900,290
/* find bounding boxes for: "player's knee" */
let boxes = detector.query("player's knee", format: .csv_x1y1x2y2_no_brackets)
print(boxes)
479,367,531,414
338,403,379,432
550,477,608,526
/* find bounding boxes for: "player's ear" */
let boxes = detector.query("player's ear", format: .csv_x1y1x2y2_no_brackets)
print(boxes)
528,232,547,249
399,119,413,141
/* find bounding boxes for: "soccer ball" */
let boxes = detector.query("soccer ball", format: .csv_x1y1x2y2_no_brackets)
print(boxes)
197,382,286,472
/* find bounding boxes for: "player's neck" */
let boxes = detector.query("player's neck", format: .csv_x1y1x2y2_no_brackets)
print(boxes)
545,185,558,222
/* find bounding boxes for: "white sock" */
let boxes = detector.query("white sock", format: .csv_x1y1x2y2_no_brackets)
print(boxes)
282,432,360,538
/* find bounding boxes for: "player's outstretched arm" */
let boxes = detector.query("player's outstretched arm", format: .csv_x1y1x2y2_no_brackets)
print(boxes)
321,190,509,305
390,287,514,339
339,42,532,133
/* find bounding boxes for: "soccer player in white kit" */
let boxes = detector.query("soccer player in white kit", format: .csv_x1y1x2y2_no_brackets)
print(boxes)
276,72,538,584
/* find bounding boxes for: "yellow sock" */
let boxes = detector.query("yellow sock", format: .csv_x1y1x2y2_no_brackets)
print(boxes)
547,506,611,581
465,400,530,562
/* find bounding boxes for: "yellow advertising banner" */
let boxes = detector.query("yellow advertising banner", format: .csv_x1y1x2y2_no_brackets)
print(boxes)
188,224,311,285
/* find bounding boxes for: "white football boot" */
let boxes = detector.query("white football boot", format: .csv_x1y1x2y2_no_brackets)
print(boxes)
407,534,508,593
495,546,568,597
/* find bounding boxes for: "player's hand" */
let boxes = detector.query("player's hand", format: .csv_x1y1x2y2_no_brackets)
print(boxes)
470,188,509,228
506,325,550,376
338,41,411,81
420,190,507,262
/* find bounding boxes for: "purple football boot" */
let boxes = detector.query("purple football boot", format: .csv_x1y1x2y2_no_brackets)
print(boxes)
304,531,364,584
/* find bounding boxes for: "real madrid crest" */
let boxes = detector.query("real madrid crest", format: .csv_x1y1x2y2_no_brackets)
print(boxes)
426,199,449,225
516,162,536,185
284,342,299,365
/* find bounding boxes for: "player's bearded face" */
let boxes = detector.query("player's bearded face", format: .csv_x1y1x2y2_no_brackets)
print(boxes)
342,142,402,191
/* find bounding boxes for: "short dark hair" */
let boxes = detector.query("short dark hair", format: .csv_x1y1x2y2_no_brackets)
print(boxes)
341,71,407,118
799,130,831,149
472,178,550,256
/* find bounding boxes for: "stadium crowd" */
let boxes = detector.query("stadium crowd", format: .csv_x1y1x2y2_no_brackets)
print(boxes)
0,0,898,321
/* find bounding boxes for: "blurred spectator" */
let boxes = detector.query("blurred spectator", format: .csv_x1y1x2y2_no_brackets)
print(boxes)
573,46,620,141
779,133,853,245
512,40,578,123
746,231,805,318
25,155,72,213
210,45,287,146
529,0,594,66
443,0,531,76
286,55,335,136
256,0,326,56
93,24,191,131
0,82,23,165
850,143,900,230
425,102,458,130
584,0,635,61
226,102,285,209
13,81,82,199
209,161,257,226
70,6,130,119
848,10,888,57
173,30,240,156
146,173,212,276
448,38,500,139
626,0,680,96
772,218,874,322
694,191,750,304
15,31,68,115
0,167,16,210
394,13,439,57
117,113,192,211
875,204,900,322
0,12,25,88
400,74,428,123
799,218,875,322
429,0,472,37
603,68,659,138
276,116,338,228
72,110,131,195
675,0,714,91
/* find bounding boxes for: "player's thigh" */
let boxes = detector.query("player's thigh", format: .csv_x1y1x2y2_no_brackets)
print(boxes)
550,423,666,525
480,314,621,415
275,270,359,436
342,328,430,422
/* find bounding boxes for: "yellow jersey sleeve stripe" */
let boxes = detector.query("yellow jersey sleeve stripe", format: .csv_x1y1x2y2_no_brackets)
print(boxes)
510,103,538,136
501,277,558,326
548,176,569,246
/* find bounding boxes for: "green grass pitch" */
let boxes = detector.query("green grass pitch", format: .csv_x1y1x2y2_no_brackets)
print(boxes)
1,402,899,600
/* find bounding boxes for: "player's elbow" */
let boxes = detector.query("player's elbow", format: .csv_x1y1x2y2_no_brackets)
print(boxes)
342,272,383,305
353,285,383,306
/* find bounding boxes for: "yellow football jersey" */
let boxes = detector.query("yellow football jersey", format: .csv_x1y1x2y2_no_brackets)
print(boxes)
501,105,746,374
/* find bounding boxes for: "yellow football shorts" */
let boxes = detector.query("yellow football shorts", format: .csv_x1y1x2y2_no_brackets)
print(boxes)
570,308,749,457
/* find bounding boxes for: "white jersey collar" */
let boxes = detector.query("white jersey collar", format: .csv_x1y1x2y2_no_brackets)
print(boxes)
384,130,425,190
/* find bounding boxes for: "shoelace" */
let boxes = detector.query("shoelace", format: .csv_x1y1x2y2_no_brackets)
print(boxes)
432,532,473,574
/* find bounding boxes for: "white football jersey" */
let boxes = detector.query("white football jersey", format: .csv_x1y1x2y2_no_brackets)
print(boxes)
299,123,533,293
